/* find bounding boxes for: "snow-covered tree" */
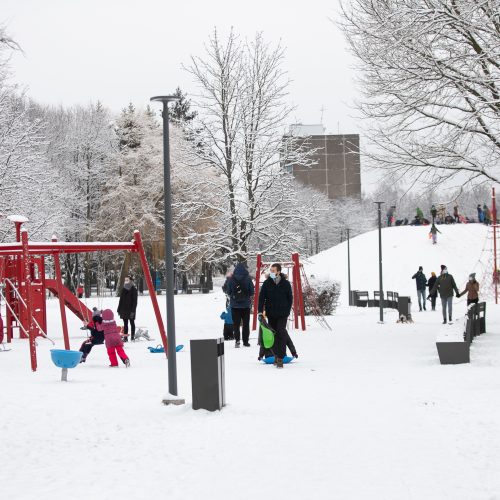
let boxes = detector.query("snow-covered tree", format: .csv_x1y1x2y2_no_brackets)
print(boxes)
185,29,317,264
339,0,500,187
0,29,64,242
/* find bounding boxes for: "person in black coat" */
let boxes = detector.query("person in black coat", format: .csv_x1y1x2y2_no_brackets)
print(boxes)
257,263,293,368
225,263,254,347
118,275,138,341
426,272,438,311
412,266,427,311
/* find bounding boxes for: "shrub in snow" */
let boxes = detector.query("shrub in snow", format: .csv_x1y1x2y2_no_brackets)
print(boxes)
303,279,340,316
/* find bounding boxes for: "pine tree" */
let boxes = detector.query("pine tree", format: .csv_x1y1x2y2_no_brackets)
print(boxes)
170,87,197,124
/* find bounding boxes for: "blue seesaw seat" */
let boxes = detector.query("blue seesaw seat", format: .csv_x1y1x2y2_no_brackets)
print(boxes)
50,349,82,368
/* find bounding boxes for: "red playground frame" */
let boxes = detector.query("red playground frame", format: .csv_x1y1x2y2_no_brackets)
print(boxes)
0,216,168,372
251,253,306,332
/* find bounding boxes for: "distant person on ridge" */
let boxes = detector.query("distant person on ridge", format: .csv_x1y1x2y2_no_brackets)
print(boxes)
477,204,484,223
429,265,460,324
458,273,480,306
258,263,293,369
453,204,459,223
416,207,424,222
386,205,395,227
226,263,254,348
412,266,427,312
431,205,437,222
426,272,438,311
483,204,491,225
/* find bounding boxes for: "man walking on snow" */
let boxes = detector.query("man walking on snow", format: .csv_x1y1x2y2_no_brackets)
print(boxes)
412,266,427,311
430,265,460,324
258,263,293,369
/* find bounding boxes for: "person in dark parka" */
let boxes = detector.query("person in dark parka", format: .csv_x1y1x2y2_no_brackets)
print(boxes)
430,266,459,324
426,272,438,311
118,275,138,341
412,266,427,311
225,263,254,347
257,263,293,368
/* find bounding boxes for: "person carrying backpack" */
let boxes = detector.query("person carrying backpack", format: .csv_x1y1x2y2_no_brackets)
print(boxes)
226,263,255,348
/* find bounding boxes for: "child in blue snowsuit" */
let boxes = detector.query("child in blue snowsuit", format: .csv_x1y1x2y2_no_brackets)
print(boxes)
220,308,234,341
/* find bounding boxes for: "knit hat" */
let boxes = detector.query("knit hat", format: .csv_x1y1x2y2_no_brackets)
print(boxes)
469,273,476,280
441,264,446,270
101,309,114,321
92,307,102,318
418,266,423,271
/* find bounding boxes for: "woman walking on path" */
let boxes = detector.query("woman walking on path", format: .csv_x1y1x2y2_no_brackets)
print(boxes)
458,273,480,306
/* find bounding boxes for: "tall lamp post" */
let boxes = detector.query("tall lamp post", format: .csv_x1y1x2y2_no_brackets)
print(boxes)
150,95,183,401
374,202,385,323
346,228,352,305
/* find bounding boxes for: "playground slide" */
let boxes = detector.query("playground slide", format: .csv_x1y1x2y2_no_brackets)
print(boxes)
45,279,93,323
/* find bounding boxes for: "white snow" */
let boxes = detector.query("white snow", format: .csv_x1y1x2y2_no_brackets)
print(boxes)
1,225,500,500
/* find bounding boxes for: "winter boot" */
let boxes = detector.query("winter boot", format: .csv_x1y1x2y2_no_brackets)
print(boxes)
235,341,241,348
442,320,447,324
243,342,251,347
275,357,284,369
124,358,130,368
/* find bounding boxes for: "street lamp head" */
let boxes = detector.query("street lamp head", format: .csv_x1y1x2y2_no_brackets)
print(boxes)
150,95,181,103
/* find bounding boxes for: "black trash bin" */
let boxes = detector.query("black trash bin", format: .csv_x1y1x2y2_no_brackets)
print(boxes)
397,296,412,321
190,338,226,411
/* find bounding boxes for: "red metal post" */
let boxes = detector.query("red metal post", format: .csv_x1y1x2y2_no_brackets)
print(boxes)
292,253,306,331
133,231,168,356
252,253,263,331
21,230,37,372
52,237,71,350
493,187,498,305
292,259,300,329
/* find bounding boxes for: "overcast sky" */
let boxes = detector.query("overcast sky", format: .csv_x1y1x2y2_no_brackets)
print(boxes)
2,0,360,135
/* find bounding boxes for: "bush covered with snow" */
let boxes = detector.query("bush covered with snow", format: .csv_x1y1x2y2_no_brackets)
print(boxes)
303,279,341,316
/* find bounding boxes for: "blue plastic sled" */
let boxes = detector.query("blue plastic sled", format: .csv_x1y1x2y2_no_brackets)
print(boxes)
262,356,293,364
148,344,184,353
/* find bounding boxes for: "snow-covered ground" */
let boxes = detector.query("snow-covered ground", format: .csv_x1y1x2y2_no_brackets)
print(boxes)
2,225,500,500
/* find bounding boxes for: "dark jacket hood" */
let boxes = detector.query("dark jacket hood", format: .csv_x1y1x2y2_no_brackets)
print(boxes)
233,263,250,280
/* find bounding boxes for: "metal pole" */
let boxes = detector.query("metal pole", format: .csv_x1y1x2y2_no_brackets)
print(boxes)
162,102,178,395
374,202,385,322
151,95,181,398
493,187,498,304
347,228,351,305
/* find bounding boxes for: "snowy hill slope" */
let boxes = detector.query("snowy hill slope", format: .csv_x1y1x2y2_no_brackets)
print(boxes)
305,224,491,303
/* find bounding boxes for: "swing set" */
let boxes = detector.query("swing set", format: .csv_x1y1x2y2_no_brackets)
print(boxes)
0,216,168,371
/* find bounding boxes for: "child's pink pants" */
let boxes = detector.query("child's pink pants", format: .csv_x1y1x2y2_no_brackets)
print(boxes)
107,346,128,366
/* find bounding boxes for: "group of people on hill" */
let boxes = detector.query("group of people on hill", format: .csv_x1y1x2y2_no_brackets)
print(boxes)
412,265,480,324
78,275,138,367
387,203,492,228
221,262,296,369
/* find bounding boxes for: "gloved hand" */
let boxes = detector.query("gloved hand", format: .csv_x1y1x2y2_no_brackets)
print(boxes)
80,326,87,330
257,313,263,321
426,296,430,300
292,352,298,359
456,293,460,298
258,356,262,361
129,312,135,320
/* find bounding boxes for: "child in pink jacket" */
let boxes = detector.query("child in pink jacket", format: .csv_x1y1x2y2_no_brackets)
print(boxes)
101,309,130,368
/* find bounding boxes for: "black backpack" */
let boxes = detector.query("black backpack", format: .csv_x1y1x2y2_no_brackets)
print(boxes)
231,278,249,301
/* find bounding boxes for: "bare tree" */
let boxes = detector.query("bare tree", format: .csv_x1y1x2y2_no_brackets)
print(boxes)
186,29,317,264
339,0,500,188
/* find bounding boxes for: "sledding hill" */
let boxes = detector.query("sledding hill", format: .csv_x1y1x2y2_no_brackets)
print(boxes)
305,224,492,303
